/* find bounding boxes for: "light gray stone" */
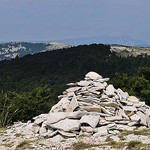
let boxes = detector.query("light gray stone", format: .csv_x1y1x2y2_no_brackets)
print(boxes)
80,115,100,128
47,112,67,124
68,110,88,119
128,96,139,103
116,88,129,100
85,71,102,80
79,105,101,112
99,120,112,125
49,118,80,132
50,97,69,113
110,136,120,142
77,80,92,87
97,78,110,82
123,106,137,112
137,111,147,126
101,106,112,115
93,129,107,137
32,124,40,133
58,130,76,137
92,82,107,89
81,127,97,133
128,122,137,127
67,83,77,86
50,134,64,142
130,114,141,122
66,93,79,112
105,85,116,96
105,116,123,121
34,118,45,125
114,120,130,124
66,87,81,93
100,102,119,108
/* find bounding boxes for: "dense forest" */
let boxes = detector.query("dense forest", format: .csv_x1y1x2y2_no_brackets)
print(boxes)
1,43,150,126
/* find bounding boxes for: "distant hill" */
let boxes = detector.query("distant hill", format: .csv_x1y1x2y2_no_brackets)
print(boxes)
0,41,72,60
60,35,149,47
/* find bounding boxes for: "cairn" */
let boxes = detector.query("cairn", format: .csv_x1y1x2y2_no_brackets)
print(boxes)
11,72,150,139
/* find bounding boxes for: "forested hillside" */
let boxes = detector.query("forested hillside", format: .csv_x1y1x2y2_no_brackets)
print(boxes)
1,43,150,126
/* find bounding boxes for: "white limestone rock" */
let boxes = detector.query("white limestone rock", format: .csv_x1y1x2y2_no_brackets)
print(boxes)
79,115,100,128
77,80,92,87
34,118,45,125
110,136,120,142
81,126,97,133
100,102,119,108
130,114,141,122
66,93,79,112
58,130,76,137
128,96,139,103
50,97,69,113
105,85,116,96
68,110,89,119
66,87,81,93
49,118,80,132
93,127,107,137
79,105,101,112
116,88,129,101
92,82,107,89
137,111,147,126
47,112,68,124
123,106,137,112
105,116,123,121
85,72,102,80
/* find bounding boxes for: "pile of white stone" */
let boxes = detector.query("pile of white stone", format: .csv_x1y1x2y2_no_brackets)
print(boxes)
12,72,150,139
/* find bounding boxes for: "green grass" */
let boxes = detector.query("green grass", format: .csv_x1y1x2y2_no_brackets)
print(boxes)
73,142,99,150
127,141,142,149
16,140,29,148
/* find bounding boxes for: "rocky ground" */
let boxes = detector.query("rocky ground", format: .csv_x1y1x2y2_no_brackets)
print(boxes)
1,71,150,150
110,45,150,57
0,127,150,149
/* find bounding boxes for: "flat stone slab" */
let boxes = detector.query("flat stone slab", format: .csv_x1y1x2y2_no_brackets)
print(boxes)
68,110,89,119
130,114,141,122
79,105,101,112
105,116,123,121
49,118,80,132
123,106,137,112
47,112,67,124
81,126,97,133
77,80,92,87
58,130,76,137
80,115,100,128
128,96,139,103
66,94,79,112
137,111,147,126
100,102,119,108
105,85,115,96
66,87,81,93
85,72,102,80
116,88,129,101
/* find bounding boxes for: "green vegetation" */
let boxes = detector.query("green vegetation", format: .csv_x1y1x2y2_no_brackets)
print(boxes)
127,141,142,149
16,140,31,149
0,86,55,127
110,67,150,105
73,142,99,150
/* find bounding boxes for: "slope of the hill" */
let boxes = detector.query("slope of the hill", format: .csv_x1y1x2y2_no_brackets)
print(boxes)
0,41,72,60
110,45,150,57
1,43,150,95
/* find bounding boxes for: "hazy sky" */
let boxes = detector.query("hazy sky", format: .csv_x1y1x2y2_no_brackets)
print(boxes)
0,0,150,43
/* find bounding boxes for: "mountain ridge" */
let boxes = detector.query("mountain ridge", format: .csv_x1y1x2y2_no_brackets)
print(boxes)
0,41,72,60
